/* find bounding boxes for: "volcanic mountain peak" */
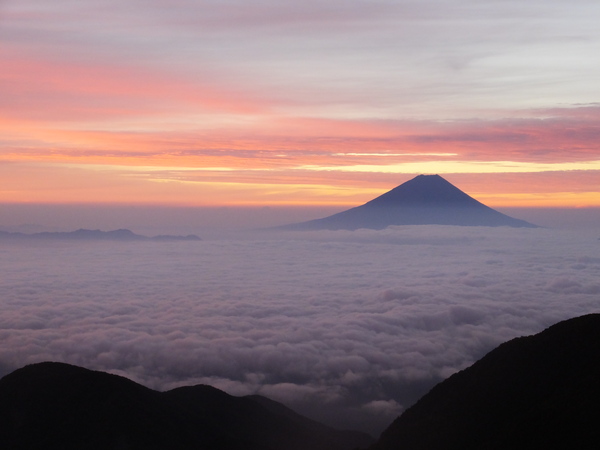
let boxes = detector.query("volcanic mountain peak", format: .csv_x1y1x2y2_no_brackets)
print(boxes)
366,174,481,206
275,174,537,230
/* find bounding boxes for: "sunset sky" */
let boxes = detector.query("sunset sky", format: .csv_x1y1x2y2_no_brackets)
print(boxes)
2,0,600,209
2,1,600,436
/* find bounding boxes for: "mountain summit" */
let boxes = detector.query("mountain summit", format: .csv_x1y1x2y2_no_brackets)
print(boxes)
277,175,537,230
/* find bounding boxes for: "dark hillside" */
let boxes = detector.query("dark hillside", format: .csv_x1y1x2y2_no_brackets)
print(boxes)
370,313,600,450
0,362,372,450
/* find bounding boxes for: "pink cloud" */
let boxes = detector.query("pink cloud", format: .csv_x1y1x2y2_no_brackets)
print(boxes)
0,48,273,122
1,1,599,208
2,105,599,167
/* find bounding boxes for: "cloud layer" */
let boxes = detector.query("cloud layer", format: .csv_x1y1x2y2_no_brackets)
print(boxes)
1,226,598,434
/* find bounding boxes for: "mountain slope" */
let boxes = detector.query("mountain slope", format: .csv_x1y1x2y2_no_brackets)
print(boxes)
0,362,373,450
370,313,600,450
277,175,537,230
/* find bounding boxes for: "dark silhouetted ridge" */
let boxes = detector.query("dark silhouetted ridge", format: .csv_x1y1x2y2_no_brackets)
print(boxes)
0,362,372,450
275,175,537,230
370,313,600,450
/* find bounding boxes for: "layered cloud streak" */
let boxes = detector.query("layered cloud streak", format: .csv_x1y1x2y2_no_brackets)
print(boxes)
2,1,600,206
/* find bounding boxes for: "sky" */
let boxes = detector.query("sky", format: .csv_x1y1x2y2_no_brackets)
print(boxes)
1,226,599,435
2,1,600,440
2,0,600,213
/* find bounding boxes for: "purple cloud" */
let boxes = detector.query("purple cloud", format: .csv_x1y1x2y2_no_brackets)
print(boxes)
1,226,598,434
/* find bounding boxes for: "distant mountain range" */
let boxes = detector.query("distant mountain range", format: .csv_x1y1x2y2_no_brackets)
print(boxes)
276,175,537,230
2,314,599,449
0,228,201,242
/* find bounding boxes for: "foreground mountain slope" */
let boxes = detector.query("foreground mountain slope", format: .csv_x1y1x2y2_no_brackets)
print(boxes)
0,362,372,450
277,175,537,230
370,313,600,450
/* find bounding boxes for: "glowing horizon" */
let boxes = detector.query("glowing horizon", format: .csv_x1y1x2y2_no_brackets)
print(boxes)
1,1,600,209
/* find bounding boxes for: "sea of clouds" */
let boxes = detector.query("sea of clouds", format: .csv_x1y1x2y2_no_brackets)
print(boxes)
1,225,599,435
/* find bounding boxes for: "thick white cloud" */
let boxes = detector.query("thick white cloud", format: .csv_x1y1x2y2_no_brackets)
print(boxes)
1,226,599,435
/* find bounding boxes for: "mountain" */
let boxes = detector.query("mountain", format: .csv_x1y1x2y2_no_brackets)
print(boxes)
2,316,598,450
0,228,201,241
369,313,600,450
276,175,537,230
0,362,373,450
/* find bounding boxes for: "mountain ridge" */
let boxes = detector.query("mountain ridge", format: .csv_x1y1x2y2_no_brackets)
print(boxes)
0,362,373,450
0,228,201,242
369,313,600,450
2,314,599,449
